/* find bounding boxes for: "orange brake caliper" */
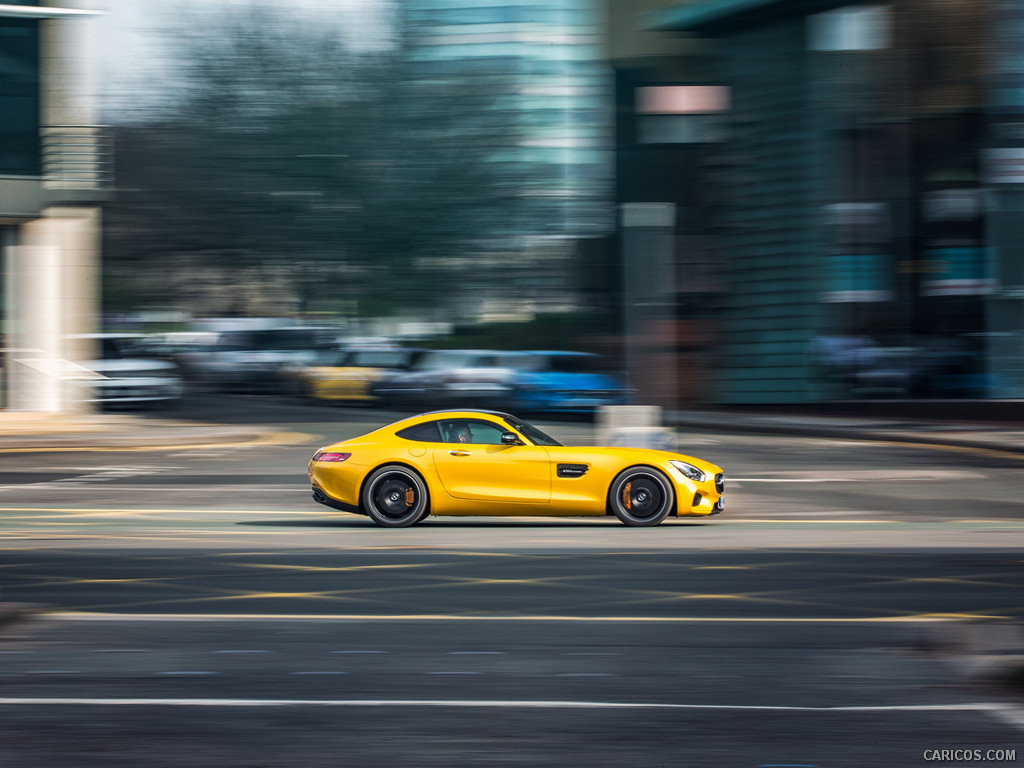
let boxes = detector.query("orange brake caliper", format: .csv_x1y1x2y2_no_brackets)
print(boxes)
622,481,631,510
404,487,415,507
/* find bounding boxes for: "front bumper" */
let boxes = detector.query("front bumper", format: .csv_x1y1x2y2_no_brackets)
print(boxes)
678,471,724,517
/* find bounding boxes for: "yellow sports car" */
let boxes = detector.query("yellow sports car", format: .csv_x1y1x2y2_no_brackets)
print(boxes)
308,409,724,527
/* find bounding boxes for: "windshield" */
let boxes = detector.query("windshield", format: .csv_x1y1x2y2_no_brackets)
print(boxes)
504,416,561,447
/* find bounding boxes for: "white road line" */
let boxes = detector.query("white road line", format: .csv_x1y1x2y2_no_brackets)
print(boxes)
0,698,1017,719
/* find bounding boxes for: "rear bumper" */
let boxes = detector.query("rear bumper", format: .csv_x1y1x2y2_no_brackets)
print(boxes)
311,486,362,514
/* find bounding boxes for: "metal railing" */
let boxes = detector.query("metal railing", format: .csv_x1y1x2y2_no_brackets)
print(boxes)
41,125,112,189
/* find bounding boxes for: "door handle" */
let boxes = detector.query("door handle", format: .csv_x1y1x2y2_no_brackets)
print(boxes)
448,450,471,456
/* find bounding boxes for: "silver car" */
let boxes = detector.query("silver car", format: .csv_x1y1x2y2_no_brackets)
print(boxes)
77,334,182,408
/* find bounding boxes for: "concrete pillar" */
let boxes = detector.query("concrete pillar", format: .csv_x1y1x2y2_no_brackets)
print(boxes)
5,208,101,412
5,244,63,411
620,203,677,409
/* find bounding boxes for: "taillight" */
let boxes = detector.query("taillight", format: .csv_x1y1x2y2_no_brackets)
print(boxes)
313,451,351,462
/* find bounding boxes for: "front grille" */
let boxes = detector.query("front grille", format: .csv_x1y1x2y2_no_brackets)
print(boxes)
715,473,725,493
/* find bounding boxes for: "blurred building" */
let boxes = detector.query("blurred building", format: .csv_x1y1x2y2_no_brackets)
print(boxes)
402,0,615,316
1,1,108,411
605,0,728,408
627,0,1024,404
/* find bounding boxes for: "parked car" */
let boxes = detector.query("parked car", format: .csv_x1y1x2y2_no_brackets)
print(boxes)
371,349,532,410
178,324,334,393
308,409,725,527
512,351,629,413
293,347,426,404
75,333,182,409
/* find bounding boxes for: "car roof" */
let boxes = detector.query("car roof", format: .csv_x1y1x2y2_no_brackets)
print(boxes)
417,409,516,419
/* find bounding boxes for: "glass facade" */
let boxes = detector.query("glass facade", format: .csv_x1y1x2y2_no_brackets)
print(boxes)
0,19,41,176
403,0,613,237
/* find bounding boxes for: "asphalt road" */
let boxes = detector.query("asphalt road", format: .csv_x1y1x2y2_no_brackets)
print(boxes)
0,394,1022,767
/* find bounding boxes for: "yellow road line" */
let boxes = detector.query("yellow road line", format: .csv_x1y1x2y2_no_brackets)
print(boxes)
0,431,317,454
46,611,1011,623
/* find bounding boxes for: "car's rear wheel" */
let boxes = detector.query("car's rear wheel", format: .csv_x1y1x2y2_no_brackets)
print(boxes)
609,467,674,527
362,465,430,528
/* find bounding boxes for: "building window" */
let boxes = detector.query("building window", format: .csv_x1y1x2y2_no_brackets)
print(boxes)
0,19,41,176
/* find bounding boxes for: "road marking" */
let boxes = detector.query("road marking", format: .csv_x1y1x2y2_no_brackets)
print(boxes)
48,611,1012,624
0,507,343,516
0,698,1018,721
732,470,982,482
0,485,308,494
0,431,316,455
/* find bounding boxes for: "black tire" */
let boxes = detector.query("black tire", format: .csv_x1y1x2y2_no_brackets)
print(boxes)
361,465,430,528
609,467,674,527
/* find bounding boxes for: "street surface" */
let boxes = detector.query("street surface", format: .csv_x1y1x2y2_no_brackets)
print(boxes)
1,394,1022,766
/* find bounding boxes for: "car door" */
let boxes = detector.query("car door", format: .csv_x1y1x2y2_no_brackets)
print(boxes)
432,418,551,503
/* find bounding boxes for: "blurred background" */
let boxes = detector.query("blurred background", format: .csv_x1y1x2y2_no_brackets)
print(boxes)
2,0,1022,416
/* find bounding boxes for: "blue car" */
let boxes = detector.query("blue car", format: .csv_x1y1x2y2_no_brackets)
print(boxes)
512,351,630,414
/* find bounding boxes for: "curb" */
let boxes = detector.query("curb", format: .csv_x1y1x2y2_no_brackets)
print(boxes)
666,413,1024,458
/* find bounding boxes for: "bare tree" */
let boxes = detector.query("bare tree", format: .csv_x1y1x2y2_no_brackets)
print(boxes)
104,4,521,317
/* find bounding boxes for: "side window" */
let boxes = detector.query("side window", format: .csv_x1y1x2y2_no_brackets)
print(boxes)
439,419,509,445
395,421,443,442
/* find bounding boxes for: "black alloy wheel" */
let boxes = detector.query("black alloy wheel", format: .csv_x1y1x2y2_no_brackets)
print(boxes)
362,465,430,528
609,467,674,527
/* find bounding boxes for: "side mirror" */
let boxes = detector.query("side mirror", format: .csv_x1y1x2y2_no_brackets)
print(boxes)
501,432,522,446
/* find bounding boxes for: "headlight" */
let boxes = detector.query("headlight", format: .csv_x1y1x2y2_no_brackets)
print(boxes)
669,460,706,483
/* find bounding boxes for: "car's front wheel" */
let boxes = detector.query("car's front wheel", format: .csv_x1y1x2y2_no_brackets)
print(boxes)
361,465,430,528
609,467,674,527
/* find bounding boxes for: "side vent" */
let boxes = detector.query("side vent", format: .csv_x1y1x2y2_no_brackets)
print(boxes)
557,463,589,478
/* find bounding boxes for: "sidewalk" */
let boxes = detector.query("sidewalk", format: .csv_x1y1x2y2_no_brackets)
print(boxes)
667,408,1024,457
1,406,1023,455
0,411,311,451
